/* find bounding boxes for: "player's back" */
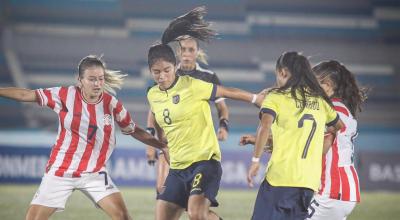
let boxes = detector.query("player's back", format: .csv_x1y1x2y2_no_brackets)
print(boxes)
262,90,338,191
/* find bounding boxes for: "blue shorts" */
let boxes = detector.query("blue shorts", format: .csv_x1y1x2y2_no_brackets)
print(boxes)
252,180,314,220
157,159,222,209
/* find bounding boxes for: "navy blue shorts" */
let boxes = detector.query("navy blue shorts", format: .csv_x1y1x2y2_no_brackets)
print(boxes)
157,159,222,209
252,180,314,220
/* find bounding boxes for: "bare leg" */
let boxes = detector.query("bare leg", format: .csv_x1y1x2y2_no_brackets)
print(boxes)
97,192,132,220
188,194,221,220
26,205,57,220
156,199,184,220
156,153,169,194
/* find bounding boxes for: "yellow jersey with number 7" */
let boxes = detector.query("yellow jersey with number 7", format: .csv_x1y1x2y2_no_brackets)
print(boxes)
261,90,339,191
147,75,220,169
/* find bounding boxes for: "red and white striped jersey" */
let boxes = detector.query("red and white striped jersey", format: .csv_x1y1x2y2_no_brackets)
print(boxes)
318,98,360,202
35,86,136,178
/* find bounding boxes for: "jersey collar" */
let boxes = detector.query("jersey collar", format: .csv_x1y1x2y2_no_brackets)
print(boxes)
177,62,199,75
159,75,180,91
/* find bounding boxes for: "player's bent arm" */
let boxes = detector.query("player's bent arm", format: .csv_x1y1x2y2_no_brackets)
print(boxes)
145,110,157,164
215,85,265,107
254,113,274,159
154,118,168,144
323,133,335,154
0,87,36,102
215,100,229,121
326,118,344,135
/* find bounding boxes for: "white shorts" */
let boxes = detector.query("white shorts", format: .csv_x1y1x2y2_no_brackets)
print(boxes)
31,171,119,212
307,194,357,220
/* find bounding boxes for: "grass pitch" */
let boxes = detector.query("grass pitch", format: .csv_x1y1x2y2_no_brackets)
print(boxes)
0,185,399,220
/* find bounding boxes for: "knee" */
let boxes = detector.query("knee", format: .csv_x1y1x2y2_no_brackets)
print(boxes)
187,209,207,220
111,210,131,220
26,213,45,220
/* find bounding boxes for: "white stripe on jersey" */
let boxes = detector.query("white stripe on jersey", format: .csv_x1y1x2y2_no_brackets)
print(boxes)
196,63,215,75
319,99,360,202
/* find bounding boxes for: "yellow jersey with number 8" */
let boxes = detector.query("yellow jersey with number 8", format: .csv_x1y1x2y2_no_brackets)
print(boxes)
147,75,220,169
261,90,338,191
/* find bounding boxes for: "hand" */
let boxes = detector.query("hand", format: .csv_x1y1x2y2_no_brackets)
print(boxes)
264,145,273,153
217,127,228,141
247,162,260,187
239,134,256,146
254,89,268,107
146,146,157,166
255,87,276,107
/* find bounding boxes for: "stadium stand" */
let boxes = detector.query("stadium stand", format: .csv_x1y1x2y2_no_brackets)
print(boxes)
1,0,399,134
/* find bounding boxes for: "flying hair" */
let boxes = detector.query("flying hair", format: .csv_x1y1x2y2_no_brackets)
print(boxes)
148,6,217,68
161,6,217,45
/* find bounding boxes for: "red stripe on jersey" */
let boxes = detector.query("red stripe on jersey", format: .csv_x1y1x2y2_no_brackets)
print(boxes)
113,100,131,128
46,87,68,173
73,104,97,177
318,156,327,194
350,166,361,202
43,89,55,110
93,94,112,172
339,167,351,200
334,106,349,117
329,138,341,199
55,89,83,177
119,112,132,128
113,100,123,116
331,98,342,102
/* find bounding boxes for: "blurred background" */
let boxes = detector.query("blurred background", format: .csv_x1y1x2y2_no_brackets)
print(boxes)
0,0,399,219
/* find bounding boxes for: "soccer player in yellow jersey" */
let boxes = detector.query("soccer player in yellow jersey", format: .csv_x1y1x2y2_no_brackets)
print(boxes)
146,7,265,220
247,52,344,220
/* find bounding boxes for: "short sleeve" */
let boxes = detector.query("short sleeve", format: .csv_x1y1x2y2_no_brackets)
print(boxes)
259,92,280,122
211,73,222,85
190,77,216,101
35,87,63,112
324,101,339,127
112,98,136,135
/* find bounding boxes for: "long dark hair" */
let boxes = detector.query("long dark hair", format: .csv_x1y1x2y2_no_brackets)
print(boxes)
273,51,333,112
312,60,368,117
147,6,216,69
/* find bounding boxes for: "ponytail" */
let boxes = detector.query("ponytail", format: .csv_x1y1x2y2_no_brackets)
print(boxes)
148,6,216,69
313,60,368,117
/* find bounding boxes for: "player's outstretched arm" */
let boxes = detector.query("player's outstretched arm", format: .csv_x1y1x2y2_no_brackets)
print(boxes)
0,87,36,102
215,85,266,107
239,134,256,146
131,125,169,164
240,133,273,153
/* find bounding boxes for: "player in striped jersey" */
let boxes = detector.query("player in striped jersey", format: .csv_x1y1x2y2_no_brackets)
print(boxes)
0,55,169,220
146,7,265,220
246,52,344,220
306,60,367,220
145,36,230,197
